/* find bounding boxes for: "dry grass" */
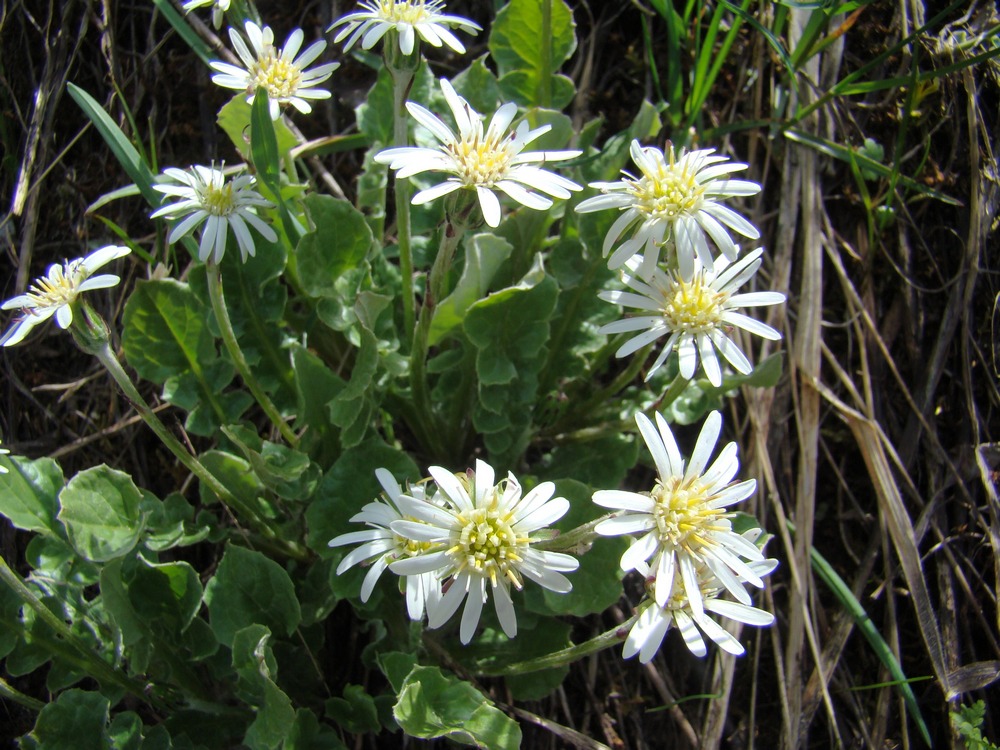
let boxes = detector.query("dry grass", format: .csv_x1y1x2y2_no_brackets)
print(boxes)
2,0,999,747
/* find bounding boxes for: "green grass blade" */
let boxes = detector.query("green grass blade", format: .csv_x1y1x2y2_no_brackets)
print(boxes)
783,128,960,205
151,0,214,66
67,83,160,207
810,543,932,746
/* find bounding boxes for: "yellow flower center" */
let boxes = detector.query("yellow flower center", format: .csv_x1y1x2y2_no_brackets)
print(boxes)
201,181,237,217
650,476,728,553
661,272,726,333
631,147,706,220
450,485,528,588
449,131,516,188
378,0,432,23
252,55,303,100
25,261,85,310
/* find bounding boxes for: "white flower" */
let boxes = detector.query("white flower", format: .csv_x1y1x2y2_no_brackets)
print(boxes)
576,140,761,280
331,0,481,56
182,0,230,29
593,410,765,616
151,165,278,264
599,248,784,386
210,21,339,120
389,459,578,644
374,78,582,228
328,468,442,620
624,553,777,662
1,245,131,347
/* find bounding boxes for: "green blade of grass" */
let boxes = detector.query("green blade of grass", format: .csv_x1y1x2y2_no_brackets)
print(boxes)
67,83,160,207
151,0,214,66
809,541,932,746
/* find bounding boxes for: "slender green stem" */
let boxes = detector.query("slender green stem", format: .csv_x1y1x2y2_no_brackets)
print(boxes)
534,512,616,555
0,676,44,712
408,217,467,459
93,343,310,562
475,616,637,676
0,555,156,705
206,262,298,446
392,68,416,341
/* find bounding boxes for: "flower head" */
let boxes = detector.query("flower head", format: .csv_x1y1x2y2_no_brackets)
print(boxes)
210,21,338,119
182,0,230,29
593,410,765,616
331,0,481,56
576,140,761,280
329,468,442,620
375,78,582,228
151,165,277,264
1,245,130,347
600,248,784,386
388,459,578,644
624,552,777,662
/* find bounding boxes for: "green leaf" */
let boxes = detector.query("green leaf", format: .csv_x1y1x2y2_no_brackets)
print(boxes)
67,84,159,207
286,709,348,750
451,56,501,114
489,0,577,109
455,624,572,700
122,279,237,435
325,684,381,734
127,558,204,635
295,195,373,298
431,233,513,344
222,425,321,502
57,465,144,562
203,545,302,647
218,93,298,160
526,480,627,617
198,449,266,512
108,711,143,750
24,689,110,750
305,440,418,556
0,455,63,534
232,625,296,750
394,665,521,749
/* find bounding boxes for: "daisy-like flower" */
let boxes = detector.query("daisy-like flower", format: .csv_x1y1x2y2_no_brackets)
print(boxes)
210,21,339,120
374,78,582,228
576,140,761,280
331,0,481,56
329,468,442,620
151,165,277,265
1,246,131,347
593,410,765,616
182,0,230,29
599,248,784,386
389,460,578,644
624,552,777,662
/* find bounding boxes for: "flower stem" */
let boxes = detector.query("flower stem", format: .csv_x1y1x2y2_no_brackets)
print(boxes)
391,68,416,342
408,216,467,459
93,342,310,562
0,554,157,705
475,616,637,676
206,262,298,446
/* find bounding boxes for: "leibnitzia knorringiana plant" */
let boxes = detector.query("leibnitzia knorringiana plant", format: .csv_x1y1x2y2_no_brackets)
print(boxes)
0,0,786,747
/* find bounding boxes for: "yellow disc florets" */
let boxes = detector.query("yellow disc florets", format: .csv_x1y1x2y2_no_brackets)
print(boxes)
252,55,303,100
449,130,516,188
200,180,237,216
661,272,727,333
449,481,528,588
650,476,728,553
379,0,432,23
630,146,706,220
25,261,85,310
